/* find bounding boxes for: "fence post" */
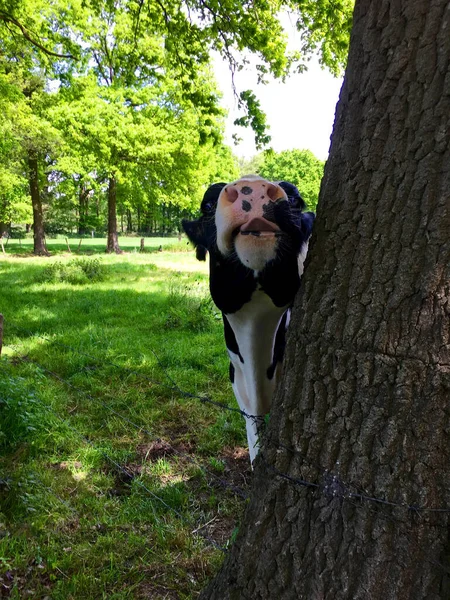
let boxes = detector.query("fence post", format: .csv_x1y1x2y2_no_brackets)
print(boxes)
140,238,145,252
0,314,3,356
65,237,72,253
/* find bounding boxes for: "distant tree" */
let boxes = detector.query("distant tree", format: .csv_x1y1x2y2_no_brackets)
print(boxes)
258,149,325,210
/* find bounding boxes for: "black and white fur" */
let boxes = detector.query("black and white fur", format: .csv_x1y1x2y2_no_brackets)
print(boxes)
182,176,314,462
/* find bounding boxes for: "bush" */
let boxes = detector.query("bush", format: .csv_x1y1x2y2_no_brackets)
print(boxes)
38,258,105,285
165,280,216,332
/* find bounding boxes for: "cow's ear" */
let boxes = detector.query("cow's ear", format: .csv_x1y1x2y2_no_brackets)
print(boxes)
181,218,210,261
181,182,227,261
277,181,306,211
200,182,227,214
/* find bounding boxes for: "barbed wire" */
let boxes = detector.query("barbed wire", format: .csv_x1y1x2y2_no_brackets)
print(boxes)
2,349,230,553
3,324,450,538
5,322,262,422
4,324,450,517
272,442,450,517
2,341,248,501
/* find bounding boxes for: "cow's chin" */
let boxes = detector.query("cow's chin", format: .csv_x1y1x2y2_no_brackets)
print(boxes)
234,233,277,272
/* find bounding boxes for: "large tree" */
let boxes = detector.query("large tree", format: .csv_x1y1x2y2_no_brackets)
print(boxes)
201,0,450,598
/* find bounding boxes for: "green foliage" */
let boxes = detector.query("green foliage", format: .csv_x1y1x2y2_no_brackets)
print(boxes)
258,148,325,210
38,258,105,284
289,0,354,75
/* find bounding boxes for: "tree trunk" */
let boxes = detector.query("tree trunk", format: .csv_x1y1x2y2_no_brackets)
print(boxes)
78,181,90,235
28,154,49,256
201,0,450,598
106,174,122,253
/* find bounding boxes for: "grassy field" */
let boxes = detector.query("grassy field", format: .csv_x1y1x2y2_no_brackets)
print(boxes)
0,240,250,599
1,235,189,256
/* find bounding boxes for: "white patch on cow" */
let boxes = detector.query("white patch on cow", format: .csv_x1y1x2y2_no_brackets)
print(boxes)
298,239,309,277
225,289,289,463
234,233,278,272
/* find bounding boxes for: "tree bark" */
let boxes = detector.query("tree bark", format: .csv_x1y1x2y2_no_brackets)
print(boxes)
201,0,450,598
28,154,49,256
106,174,122,253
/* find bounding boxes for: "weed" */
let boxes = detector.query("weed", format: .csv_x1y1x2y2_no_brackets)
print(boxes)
38,258,105,285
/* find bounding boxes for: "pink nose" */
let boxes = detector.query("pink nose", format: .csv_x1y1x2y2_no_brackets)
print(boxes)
222,180,285,216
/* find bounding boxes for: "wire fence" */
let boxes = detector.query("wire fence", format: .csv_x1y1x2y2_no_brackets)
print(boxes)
2,319,450,573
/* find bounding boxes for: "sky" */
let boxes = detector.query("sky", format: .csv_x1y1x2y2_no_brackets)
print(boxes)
213,41,344,162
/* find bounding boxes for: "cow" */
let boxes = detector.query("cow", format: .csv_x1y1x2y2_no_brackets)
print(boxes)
182,175,315,463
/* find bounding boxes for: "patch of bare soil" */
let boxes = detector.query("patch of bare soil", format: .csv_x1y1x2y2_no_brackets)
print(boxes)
219,446,251,490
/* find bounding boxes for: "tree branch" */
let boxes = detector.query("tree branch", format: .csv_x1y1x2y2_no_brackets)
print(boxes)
0,10,77,59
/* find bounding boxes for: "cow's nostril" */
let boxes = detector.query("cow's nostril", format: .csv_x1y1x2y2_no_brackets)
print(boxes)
225,186,239,203
266,184,279,201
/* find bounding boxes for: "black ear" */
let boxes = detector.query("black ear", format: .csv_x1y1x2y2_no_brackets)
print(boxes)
181,182,227,261
200,182,227,214
278,181,306,211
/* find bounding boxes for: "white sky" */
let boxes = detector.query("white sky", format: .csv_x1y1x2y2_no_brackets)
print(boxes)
213,35,344,161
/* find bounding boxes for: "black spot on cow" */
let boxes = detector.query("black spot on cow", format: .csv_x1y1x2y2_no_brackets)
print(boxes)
229,362,235,383
242,200,252,212
267,311,288,380
223,315,244,362
241,186,253,195
261,195,265,199
262,202,276,222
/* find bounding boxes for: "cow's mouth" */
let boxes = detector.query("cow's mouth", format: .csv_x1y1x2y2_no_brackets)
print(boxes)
237,217,281,238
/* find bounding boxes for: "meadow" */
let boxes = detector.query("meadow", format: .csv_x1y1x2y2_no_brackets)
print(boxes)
0,238,250,599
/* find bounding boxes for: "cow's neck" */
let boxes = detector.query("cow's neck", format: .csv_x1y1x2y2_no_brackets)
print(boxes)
224,289,288,416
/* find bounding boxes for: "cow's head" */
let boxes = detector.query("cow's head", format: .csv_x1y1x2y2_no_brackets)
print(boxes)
182,176,310,271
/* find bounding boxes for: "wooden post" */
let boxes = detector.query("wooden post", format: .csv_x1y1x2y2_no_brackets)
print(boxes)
0,314,3,356
140,238,145,252
78,239,82,251
0,238,4,255
65,237,72,253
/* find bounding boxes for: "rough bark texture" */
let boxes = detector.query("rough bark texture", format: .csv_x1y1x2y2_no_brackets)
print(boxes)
201,0,450,598
28,154,49,256
106,174,122,253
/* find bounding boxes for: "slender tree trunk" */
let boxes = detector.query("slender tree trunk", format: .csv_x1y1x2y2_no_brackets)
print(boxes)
78,182,89,235
201,0,450,598
28,154,48,256
127,209,132,233
106,174,122,253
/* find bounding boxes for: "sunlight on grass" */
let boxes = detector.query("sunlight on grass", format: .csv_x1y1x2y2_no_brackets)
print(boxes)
0,247,249,599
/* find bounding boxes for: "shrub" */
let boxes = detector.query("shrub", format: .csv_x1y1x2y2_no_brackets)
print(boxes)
165,280,216,332
38,258,105,285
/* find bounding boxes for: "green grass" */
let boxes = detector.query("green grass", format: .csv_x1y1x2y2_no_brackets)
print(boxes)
1,235,192,256
0,247,250,598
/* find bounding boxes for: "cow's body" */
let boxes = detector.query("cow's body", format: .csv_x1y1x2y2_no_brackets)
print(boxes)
183,176,314,462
